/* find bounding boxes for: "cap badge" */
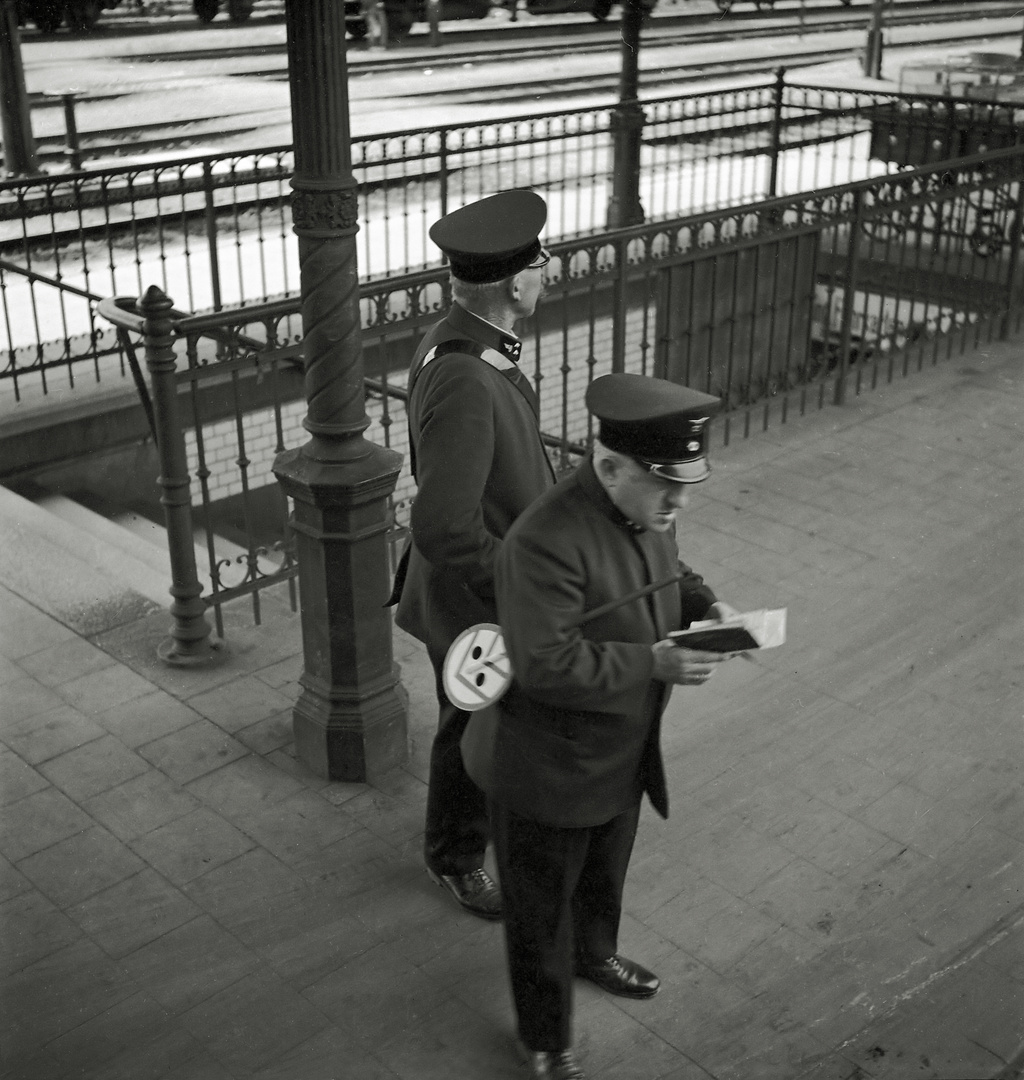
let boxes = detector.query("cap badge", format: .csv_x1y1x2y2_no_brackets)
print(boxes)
686,440,701,453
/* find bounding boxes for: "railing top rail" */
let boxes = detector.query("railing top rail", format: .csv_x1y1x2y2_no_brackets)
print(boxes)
569,142,1024,251
5,76,1021,204
95,142,1024,365
97,295,290,354
0,145,297,195
97,260,454,338
0,81,791,197
783,79,1024,112
0,258,104,301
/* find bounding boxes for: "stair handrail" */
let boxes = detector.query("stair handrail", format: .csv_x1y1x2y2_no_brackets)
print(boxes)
3,259,158,441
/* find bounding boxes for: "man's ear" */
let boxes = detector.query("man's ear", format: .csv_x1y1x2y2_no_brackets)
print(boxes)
594,454,620,485
508,273,523,302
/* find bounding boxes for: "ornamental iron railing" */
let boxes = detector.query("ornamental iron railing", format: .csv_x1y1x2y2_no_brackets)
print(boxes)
96,147,1024,634
3,77,1022,404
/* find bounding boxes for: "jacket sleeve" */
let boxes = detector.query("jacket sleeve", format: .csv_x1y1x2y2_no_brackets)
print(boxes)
497,526,655,713
676,561,717,627
409,361,501,600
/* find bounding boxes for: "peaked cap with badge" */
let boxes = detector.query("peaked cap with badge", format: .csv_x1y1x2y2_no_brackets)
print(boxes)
587,373,721,484
429,190,548,284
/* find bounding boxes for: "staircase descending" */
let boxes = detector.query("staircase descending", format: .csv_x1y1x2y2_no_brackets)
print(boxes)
0,483,168,637
0,482,279,639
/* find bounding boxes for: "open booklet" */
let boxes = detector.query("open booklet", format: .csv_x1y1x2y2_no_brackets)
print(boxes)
669,608,787,656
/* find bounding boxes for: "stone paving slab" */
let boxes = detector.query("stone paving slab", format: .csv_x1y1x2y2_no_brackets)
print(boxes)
1,331,1023,1079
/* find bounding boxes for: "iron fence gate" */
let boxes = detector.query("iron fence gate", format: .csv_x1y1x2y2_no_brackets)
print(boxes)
3,78,1022,407
96,146,1024,633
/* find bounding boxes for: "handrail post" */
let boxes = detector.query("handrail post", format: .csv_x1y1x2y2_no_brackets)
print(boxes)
438,126,449,221
426,0,440,46
203,161,223,312
60,93,82,172
1000,164,1024,340
140,285,223,667
611,234,629,373
835,190,864,406
767,67,786,200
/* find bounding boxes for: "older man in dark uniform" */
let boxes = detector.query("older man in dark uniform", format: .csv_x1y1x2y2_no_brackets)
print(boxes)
391,190,556,920
461,373,737,1079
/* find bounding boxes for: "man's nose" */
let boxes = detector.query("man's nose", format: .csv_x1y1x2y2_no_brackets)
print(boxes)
665,488,689,510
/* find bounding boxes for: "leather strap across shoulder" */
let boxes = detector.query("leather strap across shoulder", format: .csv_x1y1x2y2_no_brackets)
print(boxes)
414,338,518,381
411,337,538,419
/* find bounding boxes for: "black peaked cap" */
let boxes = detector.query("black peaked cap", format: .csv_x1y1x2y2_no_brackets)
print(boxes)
429,190,547,284
587,373,721,483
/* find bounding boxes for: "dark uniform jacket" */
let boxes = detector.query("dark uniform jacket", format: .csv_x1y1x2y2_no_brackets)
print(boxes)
394,302,556,658
462,457,717,828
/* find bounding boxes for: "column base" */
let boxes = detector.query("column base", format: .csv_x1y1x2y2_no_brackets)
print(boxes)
292,664,410,783
157,635,228,668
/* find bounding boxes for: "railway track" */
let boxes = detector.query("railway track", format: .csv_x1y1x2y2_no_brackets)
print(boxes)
23,0,1024,167
337,0,1024,74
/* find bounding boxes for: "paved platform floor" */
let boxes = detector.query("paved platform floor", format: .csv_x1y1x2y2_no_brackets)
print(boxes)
1,330,1022,1079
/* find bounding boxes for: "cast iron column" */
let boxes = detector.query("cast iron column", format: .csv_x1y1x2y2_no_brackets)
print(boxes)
272,0,408,782
606,0,646,228
0,0,38,177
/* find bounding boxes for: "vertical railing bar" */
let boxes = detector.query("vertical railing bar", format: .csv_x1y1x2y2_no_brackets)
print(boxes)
1001,164,1024,340
184,331,223,639
611,235,628,374
767,67,785,201
834,190,864,407
228,364,262,627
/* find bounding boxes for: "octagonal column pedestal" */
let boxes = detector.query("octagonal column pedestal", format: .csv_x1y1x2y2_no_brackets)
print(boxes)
275,443,408,783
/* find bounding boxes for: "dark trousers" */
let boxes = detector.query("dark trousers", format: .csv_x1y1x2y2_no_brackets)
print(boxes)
423,645,490,876
491,800,641,1052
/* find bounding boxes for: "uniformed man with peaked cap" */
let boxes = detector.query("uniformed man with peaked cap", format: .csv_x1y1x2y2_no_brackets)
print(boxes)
461,373,739,1079
389,190,557,921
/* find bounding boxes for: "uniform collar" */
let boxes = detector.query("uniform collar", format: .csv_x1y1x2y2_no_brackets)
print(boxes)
577,455,645,535
448,302,523,364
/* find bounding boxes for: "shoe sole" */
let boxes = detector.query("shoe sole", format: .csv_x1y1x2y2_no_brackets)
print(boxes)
426,868,503,921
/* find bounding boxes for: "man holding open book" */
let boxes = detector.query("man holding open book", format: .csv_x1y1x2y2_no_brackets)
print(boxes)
460,373,743,1079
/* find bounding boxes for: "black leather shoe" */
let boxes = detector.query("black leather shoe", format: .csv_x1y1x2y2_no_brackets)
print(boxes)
517,1040,586,1079
576,954,660,999
426,867,502,921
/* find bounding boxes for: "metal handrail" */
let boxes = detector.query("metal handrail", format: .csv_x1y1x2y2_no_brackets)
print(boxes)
0,258,99,300
1,265,157,441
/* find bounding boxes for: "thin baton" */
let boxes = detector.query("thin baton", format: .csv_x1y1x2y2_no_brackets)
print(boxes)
573,572,684,627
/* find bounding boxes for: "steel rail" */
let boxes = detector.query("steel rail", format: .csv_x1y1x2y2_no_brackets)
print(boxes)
336,0,1024,75
21,1,1020,165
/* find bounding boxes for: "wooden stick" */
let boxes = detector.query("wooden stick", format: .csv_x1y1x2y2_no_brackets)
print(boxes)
574,572,683,626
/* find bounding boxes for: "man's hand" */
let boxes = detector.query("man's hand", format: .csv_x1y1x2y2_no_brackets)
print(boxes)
706,601,740,622
651,640,727,686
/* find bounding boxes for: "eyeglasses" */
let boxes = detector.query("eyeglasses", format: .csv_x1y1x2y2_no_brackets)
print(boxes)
527,248,551,269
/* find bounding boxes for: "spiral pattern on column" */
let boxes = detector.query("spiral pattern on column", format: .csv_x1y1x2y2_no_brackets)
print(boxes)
299,234,370,440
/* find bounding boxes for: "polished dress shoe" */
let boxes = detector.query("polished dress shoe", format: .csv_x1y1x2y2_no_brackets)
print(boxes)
426,866,502,920
576,954,660,999
517,1040,585,1079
